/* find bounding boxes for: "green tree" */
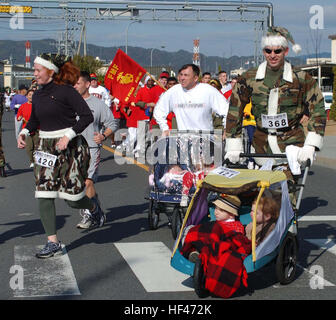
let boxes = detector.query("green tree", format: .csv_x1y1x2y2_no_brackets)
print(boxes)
330,66,336,121
73,54,104,76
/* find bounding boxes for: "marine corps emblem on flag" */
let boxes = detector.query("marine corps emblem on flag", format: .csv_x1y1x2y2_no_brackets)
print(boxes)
104,49,147,104
117,72,134,85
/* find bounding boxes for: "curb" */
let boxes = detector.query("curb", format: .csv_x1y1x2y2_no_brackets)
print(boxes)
315,156,336,170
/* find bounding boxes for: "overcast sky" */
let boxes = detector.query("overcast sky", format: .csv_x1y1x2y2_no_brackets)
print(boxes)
0,0,335,58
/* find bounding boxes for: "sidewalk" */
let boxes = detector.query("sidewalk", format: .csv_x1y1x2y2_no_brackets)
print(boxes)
315,120,336,169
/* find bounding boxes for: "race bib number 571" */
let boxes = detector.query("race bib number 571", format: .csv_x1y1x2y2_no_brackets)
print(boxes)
34,151,57,169
261,113,288,129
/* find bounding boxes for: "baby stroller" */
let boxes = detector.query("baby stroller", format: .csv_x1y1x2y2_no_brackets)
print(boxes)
146,131,223,239
170,154,310,298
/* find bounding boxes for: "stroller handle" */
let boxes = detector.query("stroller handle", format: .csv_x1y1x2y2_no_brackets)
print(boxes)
239,153,311,168
239,153,286,158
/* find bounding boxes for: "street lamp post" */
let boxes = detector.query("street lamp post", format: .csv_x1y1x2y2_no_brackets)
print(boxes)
125,20,141,54
150,45,165,68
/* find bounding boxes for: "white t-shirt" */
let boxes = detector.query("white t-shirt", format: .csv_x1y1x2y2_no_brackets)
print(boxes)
4,93,11,107
89,85,111,108
220,82,232,95
153,83,229,132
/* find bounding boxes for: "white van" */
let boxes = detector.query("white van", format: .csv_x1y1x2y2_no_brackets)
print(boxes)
322,92,333,111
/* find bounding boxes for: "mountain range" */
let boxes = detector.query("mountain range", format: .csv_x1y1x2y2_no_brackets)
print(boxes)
0,39,330,74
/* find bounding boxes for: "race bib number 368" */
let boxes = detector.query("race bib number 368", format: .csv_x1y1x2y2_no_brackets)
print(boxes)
261,113,288,129
34,151,57,169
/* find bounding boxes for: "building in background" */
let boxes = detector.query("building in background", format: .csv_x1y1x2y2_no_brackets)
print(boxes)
299,34,336,93
1,57,33,89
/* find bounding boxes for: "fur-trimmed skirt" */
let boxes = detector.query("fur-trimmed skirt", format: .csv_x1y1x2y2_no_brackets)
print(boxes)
33,129,90,201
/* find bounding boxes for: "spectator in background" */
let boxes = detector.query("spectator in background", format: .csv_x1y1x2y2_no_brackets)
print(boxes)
10,84,28,139
89,73,111,108
201,72,211,84
209,79,226,134
167,76,178,89
4,88,11,112
147,72,169,130
218,70,232,96
166,76,178,130
132,75,155,158
16,89,38,168
209,79,222,91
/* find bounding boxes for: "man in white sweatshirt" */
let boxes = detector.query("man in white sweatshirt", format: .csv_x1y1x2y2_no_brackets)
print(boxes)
153,64,229,136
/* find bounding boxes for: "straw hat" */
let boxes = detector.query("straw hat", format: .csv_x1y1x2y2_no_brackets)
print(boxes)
213,194,241,216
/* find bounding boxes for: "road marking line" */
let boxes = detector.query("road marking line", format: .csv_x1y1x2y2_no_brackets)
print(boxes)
13,245,81,298
305,238,336,256
102,145,149,172
298,216,336,222
114,242,194,292
297,264,335,287
300,238,336,287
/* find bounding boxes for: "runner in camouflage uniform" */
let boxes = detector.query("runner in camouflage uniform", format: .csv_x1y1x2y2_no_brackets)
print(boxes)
225,26,326,169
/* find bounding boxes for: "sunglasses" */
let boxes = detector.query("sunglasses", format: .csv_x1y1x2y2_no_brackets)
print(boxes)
264,48,283,54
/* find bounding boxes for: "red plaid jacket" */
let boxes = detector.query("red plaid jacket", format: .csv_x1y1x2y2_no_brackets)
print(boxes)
181,221,251,298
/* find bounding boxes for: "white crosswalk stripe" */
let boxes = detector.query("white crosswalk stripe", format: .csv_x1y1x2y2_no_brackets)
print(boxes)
298,215,336,221
12,237,336,297
13,245,81,298
114,242,194,292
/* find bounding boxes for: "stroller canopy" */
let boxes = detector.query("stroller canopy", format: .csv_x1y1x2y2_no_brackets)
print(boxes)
202,169,287,193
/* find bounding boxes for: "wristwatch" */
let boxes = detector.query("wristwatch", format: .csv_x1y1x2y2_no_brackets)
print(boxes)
102,133,107,141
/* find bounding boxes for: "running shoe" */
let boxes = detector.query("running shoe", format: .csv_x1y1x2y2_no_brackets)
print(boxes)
77,209,93,229
0,166,6,177
90,197,106,228
36,241,63,259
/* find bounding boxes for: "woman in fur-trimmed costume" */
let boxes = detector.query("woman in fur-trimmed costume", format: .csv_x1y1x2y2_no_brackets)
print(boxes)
17,53,106,259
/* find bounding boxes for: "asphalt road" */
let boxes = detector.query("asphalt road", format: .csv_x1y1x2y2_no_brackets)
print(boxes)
1,110,336,304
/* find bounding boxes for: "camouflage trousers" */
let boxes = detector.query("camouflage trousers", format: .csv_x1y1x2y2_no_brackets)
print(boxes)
34,133,90,201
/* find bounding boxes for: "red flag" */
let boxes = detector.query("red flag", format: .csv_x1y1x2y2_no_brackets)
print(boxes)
104,49,147,104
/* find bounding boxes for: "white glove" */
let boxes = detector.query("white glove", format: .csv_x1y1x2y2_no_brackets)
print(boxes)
224,138,244,164
297,145,315,165
224,151,241,164
285,145,301,175
180,194,188,207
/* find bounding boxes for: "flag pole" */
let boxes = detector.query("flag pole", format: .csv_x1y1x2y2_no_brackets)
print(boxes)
145,72,167,91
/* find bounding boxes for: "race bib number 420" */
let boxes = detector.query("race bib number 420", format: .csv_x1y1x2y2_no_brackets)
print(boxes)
34,151,57,169
261,113,288,129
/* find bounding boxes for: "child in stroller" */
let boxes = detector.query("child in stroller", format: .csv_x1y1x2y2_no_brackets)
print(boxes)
179,190,281,299
149,161,215,207
181,194,247,263
245,192,281,246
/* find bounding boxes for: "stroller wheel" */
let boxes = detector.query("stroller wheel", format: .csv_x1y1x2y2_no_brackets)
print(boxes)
193,258,209,298
148,199,160,230
275,233,298,285
171,205,183,239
